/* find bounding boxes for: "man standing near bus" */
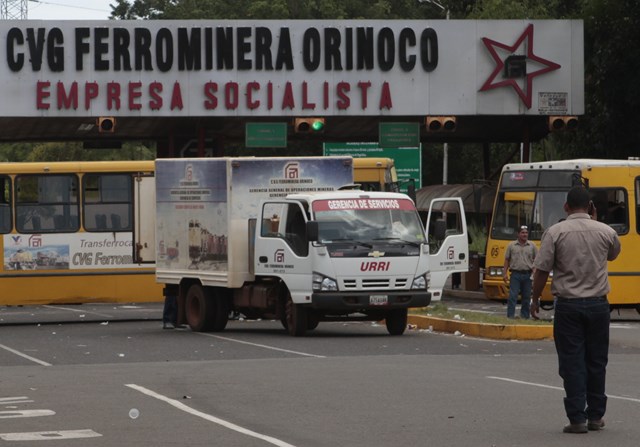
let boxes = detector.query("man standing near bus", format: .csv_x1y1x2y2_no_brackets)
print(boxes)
531,186,621,434
503,225,537,319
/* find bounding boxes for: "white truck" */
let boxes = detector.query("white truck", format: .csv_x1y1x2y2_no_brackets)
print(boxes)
135,156,468,336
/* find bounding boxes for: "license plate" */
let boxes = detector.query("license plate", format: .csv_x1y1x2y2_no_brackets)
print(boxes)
369,295,388,306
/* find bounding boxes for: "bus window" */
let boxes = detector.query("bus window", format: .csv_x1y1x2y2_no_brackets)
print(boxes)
590,188,628,235
0,176,11,233
83,173,133,232
15,174,79,233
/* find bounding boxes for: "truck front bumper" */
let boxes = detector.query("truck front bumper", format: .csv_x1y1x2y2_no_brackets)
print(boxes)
310,291,430,310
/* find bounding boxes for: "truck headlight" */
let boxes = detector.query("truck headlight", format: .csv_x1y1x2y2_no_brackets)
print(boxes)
488,266,504,277
312,273,338,291
411,275,427,290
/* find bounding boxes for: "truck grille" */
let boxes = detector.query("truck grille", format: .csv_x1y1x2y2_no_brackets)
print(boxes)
341,278,409,290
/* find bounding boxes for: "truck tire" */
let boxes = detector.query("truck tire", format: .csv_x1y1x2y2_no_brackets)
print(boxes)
385,309,408,335
286,295,308,337
185,284,215,332
210,289,230,332
307,314,320,331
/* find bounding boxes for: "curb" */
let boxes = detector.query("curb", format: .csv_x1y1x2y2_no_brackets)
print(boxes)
407,314,553,341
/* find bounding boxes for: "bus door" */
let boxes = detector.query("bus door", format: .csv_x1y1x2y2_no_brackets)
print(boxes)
424,198,469,300
134,174,155,263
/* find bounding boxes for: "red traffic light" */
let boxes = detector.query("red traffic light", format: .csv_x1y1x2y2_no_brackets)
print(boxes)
97,117,116,133
426,116,456,132
548,116,578,132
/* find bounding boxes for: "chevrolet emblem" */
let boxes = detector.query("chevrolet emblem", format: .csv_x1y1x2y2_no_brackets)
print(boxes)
368,250,385,258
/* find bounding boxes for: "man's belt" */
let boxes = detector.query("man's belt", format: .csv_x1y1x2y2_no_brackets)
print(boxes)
510,269,531,274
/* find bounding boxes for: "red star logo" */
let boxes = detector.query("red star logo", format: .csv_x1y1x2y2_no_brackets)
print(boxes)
480,24,561,109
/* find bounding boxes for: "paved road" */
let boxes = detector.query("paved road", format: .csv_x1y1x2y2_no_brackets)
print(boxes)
1,297,639,446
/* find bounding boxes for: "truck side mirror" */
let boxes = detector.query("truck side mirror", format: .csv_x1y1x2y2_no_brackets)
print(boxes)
306,221,319,242
433,219,447,240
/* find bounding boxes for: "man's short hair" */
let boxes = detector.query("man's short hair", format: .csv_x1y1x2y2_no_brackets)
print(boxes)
566,186,590,209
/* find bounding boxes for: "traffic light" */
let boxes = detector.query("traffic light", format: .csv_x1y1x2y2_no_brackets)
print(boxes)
294,117,325,133
97,117,116,133
548,116,578,132
425,116,456,132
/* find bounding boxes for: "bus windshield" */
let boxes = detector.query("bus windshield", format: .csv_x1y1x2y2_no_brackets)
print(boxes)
491,190,567,241
491,169,630,240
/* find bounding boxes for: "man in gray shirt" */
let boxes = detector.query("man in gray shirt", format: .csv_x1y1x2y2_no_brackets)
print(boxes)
503,225,537,318
531,186,621,434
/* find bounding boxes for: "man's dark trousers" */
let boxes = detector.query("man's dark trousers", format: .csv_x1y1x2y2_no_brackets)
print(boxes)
553,296,610,424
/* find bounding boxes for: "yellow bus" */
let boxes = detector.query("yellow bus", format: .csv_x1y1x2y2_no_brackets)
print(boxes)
352,157,400,192
483,158,640,312
0,160,163,306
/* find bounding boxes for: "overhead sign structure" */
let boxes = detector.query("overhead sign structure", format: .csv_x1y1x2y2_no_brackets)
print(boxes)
245,122,287,148
323,142,422,193
0,20,583,118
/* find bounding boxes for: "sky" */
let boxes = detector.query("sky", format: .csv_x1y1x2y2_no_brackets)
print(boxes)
27,0,114,20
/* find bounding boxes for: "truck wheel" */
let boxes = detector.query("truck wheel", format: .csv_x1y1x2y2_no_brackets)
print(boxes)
307,314,320,331
385,309,408,335
185,284,215,332
210,289,229,332
286,295,308,336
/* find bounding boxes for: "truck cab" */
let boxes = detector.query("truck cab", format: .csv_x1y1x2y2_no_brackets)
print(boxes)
253,191,467,335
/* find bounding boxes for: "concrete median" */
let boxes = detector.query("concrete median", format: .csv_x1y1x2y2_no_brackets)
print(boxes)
407,314,553,340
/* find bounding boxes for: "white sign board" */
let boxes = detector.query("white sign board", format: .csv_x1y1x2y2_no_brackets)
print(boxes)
0,20,583,117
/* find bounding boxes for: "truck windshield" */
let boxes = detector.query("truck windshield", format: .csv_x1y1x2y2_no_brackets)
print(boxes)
312,198,425,245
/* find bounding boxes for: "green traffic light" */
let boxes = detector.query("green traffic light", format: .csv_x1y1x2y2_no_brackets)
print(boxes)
311,120,325,132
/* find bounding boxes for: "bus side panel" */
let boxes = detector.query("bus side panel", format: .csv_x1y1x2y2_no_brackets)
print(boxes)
0,271,163,306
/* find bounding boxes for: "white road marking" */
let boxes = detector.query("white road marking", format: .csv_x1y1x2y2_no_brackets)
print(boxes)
0,429,101,441
126,384,297,447
0,398,33,405
0,409,55,419
488,376,640,403
42,305,114,318
0,343,51,366
610,323,635,329
198,333,326,358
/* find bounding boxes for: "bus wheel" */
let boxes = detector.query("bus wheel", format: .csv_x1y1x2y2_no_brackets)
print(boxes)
185,284,215,332
385,309,408,335
285,295,308,337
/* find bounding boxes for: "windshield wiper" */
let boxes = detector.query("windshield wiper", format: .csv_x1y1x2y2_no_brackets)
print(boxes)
323,238,373,248
372,237,421,247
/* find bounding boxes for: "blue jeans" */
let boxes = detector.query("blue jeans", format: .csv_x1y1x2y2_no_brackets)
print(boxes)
507,271,531,318
163,295,177,325
553,297,610,424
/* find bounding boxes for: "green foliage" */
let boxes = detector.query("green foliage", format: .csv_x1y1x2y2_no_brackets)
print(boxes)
0,142,155,162
468,222,487,253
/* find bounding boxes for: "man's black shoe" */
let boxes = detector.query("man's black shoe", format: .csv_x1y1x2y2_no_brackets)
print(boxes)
563,423,588,434
588,419,605,431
